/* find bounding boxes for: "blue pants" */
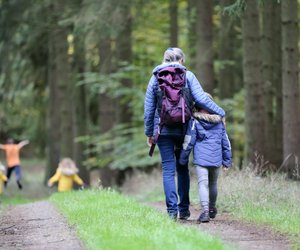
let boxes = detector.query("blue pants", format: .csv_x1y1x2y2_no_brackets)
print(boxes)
157,135,190,216
7,165,22,182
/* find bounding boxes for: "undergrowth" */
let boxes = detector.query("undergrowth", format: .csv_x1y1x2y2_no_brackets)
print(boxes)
192,166,300,248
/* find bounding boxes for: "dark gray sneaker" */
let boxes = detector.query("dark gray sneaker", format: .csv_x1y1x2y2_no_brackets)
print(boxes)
209,207,217,219
17,181,23,190
179,210,191,220
198,211,210,223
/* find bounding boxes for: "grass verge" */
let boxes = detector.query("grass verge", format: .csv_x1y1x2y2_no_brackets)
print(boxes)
50,189,232,250
0,196,32,205
193,167,300,248
121,167,300,248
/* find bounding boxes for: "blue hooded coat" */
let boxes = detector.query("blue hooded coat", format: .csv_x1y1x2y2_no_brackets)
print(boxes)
144,63,225,137
179,111,232,168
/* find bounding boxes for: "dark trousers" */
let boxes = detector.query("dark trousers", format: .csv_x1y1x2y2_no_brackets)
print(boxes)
6,165,22,184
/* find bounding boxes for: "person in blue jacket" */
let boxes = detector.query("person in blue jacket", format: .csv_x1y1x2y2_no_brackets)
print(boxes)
144,48,225,220
179,93,232,223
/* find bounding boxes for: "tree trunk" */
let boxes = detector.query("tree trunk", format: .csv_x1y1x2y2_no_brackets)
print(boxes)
261,1,282,169
46,3,62,181
101,1,133,187
74,82,90,184
242,0,265,165
115,1,133,125
273,2,283,169
73,35,90,184
281,0,300,178
99,38,115,132
195,0,214,93
45,1,74,181
187,0,197,71
56,28,73,158
99,38,117,187
169,0,178,47
218,0,236,99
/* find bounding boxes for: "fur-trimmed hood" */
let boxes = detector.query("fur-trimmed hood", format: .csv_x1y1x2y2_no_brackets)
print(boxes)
193,112,222,129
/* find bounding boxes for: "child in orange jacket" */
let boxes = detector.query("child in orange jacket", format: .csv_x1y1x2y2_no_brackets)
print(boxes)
0,138,29,190
0,162,8,195
48,158,84,192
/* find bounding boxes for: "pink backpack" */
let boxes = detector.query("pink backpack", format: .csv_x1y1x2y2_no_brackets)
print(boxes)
156,67,192,127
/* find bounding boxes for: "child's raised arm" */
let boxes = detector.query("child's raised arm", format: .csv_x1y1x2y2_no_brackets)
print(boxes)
18,140,30,148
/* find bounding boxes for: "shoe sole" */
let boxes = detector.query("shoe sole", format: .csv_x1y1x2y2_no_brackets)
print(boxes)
209,209,217,219
179,216,190,220
179,215,191,220
179,212,191,220
197,219,210,223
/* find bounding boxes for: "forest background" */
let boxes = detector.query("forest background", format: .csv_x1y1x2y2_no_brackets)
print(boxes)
0,0,299,186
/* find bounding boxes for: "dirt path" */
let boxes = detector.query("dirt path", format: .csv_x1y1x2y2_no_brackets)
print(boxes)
0,199,293,250
149,201,292,250
0,201,84,250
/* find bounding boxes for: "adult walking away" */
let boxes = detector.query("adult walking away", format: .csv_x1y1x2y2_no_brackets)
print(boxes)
0,138,30,189
179,94,232,223
144,48,225,220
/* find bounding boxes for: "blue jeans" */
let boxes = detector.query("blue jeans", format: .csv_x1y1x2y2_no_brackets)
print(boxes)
7,165,22,182
157,135,190,216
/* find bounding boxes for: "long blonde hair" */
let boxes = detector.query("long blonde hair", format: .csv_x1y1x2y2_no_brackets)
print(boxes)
58,158,79,174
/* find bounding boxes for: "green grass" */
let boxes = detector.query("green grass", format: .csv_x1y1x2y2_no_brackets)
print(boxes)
0,195,32,205
50,189,232,250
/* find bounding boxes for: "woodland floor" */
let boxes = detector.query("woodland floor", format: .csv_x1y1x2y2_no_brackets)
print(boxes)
0,164,294,250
